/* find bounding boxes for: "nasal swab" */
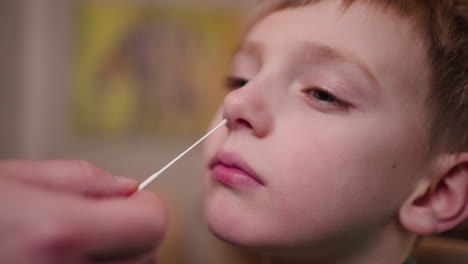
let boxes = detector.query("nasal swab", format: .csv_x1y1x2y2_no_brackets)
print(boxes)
138,119,228,191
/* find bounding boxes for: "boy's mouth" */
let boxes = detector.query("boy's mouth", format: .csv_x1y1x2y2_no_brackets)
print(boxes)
209,151,265,189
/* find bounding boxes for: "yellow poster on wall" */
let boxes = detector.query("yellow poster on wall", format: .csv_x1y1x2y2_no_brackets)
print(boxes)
73,2,244,138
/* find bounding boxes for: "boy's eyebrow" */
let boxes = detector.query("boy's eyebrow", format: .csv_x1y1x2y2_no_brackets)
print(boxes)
233,40,380,90
301,41,380,89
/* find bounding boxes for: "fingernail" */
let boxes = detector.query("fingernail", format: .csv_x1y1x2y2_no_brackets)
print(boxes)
114,176,138,190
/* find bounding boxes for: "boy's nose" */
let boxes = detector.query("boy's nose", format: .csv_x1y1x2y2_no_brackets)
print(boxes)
222,86,273,138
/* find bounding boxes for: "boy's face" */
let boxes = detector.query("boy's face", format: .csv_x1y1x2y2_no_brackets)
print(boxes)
203,0,430,254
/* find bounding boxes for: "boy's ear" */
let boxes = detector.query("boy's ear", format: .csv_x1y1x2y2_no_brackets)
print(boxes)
399,152,468,235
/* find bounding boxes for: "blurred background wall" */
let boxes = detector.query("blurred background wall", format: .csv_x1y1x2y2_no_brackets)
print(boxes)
0,0,22,159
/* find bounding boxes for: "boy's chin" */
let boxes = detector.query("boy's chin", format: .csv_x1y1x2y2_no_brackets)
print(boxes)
204,194,303,251
204,194,272,249
204,195,367,258
203,183,355,253
205,213,277,251
205,208,324,259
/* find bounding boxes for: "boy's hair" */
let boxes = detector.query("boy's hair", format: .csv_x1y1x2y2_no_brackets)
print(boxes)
252,0,467,154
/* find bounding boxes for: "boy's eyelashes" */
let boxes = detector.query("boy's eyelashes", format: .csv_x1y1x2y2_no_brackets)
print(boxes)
302,86,351,109
223,76,351,110
225,76,249,90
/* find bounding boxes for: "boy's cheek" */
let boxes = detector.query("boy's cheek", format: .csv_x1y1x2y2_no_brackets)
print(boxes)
277,127,419,208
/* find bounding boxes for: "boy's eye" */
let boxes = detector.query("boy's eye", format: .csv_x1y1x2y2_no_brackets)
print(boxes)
311,89,337,102
303,87,349,109
225,77,249,90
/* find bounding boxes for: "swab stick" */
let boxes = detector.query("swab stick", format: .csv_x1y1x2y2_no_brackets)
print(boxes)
138,119,227,191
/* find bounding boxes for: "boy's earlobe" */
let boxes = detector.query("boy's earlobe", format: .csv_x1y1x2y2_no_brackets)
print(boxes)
399,153,468,235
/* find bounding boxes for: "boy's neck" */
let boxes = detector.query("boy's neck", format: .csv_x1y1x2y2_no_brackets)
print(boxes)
264,222,417,264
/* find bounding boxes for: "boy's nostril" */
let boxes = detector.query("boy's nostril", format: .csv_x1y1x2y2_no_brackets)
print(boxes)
235,119,253,129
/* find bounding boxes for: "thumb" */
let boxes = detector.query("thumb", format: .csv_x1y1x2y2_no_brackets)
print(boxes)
0,160,138,197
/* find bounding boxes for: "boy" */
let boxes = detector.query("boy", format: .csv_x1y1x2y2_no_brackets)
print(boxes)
202,0,467,263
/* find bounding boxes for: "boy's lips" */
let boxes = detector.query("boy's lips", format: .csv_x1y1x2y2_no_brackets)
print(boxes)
209,151,265,189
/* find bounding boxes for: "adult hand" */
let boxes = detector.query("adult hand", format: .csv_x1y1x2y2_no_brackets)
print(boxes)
0,160,168,264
